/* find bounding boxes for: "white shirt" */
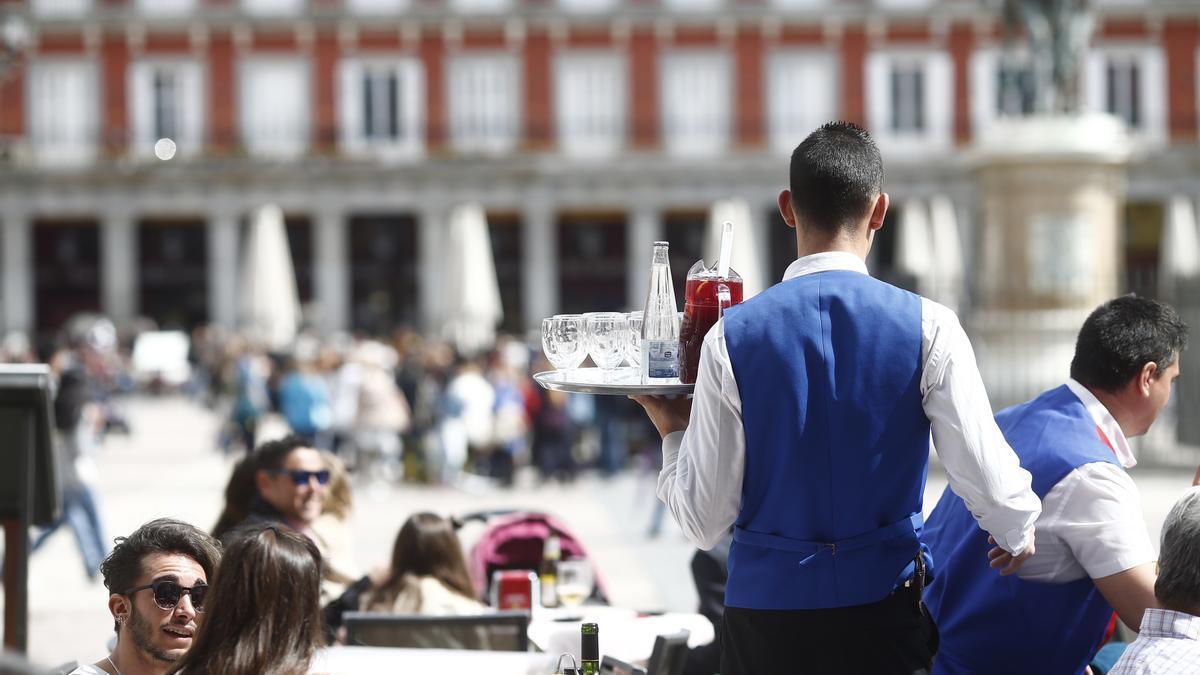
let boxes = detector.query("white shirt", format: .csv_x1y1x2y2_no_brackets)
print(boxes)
1013,379,1156,582
67,665,107,675
1110,608,1200,674
658,251,1041,554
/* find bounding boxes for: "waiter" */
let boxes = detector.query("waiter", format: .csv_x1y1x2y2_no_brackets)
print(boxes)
632,121,1042,675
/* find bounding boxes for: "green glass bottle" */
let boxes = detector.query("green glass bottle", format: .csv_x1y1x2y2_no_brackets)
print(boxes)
580,622,599,675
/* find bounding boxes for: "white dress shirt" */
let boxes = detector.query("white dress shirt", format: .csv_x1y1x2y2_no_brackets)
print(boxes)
1013,379,1156,582
658,251,1041,554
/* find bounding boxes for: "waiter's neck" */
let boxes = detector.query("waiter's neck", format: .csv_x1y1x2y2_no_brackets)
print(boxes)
795,227,873,262
1086,384,1141,439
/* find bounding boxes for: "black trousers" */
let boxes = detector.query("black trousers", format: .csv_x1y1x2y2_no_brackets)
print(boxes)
720,586,938,675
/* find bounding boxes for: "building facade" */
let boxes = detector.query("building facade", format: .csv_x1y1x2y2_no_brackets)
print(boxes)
1,0,1198,342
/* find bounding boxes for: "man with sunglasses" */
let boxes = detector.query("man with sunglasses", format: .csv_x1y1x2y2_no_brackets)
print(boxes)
234,435,330,544
71,518,221,675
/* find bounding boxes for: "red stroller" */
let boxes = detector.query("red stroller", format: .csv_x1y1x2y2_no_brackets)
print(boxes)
462,509,609,604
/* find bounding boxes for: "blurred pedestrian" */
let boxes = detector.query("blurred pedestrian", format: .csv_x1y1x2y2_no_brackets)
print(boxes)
277,339,333,449
350,341,410,481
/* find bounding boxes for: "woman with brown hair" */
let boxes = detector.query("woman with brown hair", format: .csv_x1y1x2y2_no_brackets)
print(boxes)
167,523,324,675
361,512,486,615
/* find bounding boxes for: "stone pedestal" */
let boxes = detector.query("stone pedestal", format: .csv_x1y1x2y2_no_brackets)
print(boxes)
970,114,1131,409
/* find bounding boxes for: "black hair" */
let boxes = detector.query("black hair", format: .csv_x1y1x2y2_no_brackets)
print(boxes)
253,434,314,473
1069,295,1189,392
788,121,884,235
99,518,222,631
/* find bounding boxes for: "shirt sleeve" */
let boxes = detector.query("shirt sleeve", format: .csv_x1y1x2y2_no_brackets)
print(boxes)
921,299,1042,555
1048,463,1157,580
658,318,746,551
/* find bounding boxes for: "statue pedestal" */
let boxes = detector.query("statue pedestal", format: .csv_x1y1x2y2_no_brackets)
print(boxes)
970,114,1131,408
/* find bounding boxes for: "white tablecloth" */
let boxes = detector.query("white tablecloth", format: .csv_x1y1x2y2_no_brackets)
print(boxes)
527,606,715,664
314,646,557,675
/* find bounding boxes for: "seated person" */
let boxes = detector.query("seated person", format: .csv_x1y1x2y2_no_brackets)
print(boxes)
165,523,325,675
1110,486,1200,673
72,518,221,675
360,512,486,616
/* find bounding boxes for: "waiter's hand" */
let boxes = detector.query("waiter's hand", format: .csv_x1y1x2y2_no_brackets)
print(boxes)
629,394,692,439
987,532,1035,576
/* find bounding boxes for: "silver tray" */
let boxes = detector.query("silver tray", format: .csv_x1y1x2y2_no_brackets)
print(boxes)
533,368,694,396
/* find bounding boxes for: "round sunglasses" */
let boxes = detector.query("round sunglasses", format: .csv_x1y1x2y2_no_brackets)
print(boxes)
123,580,208,613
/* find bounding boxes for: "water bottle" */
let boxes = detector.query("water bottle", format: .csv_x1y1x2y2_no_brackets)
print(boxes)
641,241,680,383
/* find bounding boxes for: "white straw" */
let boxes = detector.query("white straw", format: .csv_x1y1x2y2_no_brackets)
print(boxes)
717,221,734,279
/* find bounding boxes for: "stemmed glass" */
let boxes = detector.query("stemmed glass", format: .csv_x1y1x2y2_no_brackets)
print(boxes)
625,311,644,370
542,315,588,378
556,559,594,608
584,312,628,382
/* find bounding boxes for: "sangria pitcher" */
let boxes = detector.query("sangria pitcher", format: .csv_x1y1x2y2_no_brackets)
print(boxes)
679,259,744,384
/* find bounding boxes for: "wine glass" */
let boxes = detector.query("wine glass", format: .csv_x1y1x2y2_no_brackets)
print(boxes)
541,315,587,376
584,313,628,380
556,559,594,608
625,311,643,369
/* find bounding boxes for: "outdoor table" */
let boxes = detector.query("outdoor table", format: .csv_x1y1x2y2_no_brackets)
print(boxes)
527,605,715,663
314,646,557,674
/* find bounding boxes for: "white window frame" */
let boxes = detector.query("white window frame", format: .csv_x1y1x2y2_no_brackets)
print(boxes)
555,51,626,159
866,49,953,156
238,58,310,159
345,0,410,11
135,0,197,15
448,53,520,155
338,56,424,160
661,0,722,11
558,0,618,12
31,0,92,17
768,0,825,9
660,51,732,158
448,0,511,13
1084,44,1166,146
26,59,98,167
241,0,305,15
766,50,838,155
970,46,1040,138
128,59,205,160
872,0,933,8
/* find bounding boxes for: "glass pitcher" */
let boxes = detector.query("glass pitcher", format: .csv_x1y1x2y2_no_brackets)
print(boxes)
679,259,745,384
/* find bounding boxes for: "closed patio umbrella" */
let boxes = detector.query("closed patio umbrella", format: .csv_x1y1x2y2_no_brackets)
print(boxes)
239,204,301,350
439,204,503,356
1159,195,1200,299
929,195,965,312
706,198,767,299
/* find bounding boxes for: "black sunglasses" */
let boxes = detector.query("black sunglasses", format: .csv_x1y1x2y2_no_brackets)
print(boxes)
123,580,208,613
268,469,331,487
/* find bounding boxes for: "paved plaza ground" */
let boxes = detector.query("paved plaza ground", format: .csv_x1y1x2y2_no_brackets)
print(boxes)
2,395,1197,668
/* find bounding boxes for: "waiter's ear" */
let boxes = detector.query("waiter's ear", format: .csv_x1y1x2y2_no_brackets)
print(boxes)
778,190,797,229
868,192,890,232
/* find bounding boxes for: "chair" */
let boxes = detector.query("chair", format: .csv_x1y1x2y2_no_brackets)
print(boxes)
647,631,690,675
342,610,530,651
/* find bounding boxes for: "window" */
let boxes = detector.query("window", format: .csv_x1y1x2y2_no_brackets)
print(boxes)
31,0,91,17
448,54,519,154
339,58,424,159
661,52,731,157
448,0,510,12
558,0,618,12
130,61,204,159
27,60,97,166
346,0,409,11
970,49,1036,136
866,50,952,154
767,51,836,155
239,59,310,158
662,0,721,10
241,0,304,14
1084,46,1165,143
135,0,197,14
556,53,626,158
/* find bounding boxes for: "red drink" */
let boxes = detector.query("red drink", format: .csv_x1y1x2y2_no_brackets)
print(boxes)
680,276,744,384
490,570,538,610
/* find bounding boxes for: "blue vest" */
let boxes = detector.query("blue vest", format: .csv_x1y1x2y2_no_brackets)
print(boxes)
924,385,1121,675
723,270,931,610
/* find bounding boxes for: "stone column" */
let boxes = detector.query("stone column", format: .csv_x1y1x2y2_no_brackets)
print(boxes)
313,207,349,335
1,209,34,336
626,203,662,311
101,209,139,326
522,194,557,333
207,208,240,329
417,203,446,334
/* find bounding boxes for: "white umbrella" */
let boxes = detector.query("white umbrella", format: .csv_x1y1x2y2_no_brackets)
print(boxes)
1159,195,1200,298
238,204,301,350
896,199,934,297
929,195,965,312
706,198,767,299
439,204,503,355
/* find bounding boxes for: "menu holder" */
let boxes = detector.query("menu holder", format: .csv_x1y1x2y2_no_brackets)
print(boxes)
533,368,694,396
